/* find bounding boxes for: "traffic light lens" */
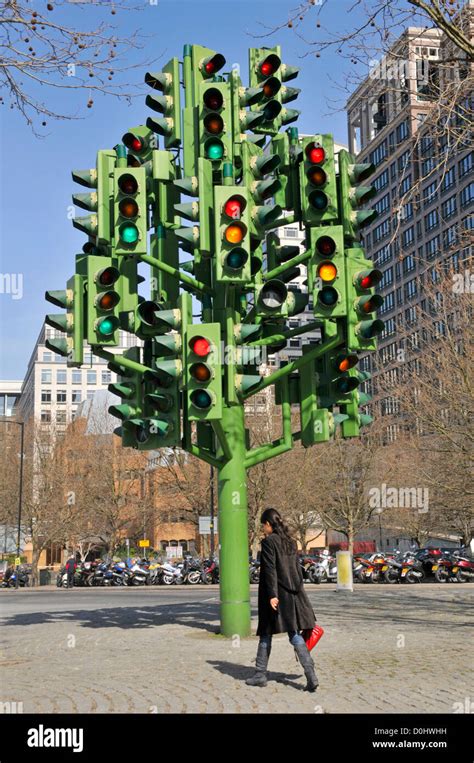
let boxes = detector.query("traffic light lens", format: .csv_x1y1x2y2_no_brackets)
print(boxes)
309,190,328,210
337,354,358,372
226,248,248,270
131,138,143,152
118,173,138,195
316,236,336,257
119,222,139,244
336,378,359,394
360,270,382,289
97,316,118,336
225,223,245,244
318,262,337,282
260,55,280,77
205,139,224,161
203,88,223,111
204,114,224,134
190,336,211,357
190,389,212,409
318,287,338,306
263,101,282,121
262,77,281,98
224,196,245,219
119,198,139,218
306,144,325,163
190,362,212,383
97,291,120,311
308,167,327,186
97,267,119,286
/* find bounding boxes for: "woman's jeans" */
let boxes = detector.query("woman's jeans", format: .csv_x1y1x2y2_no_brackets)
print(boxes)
259,630,306,647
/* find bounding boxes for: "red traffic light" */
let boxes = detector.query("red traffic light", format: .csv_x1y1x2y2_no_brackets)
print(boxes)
223,195,246,219
189,335,211,357
201,53,226,76
203,87,223,111
118,173,138,195
316,236,336,257
306,143,325,164
123,132,145,154
96,266,119,287
356,269,383,289
259,53,281,78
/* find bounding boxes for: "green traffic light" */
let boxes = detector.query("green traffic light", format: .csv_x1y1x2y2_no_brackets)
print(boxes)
226,249,248,271
205,139,224,161
119,222,139,244
190,389,212,410
97,316,118,336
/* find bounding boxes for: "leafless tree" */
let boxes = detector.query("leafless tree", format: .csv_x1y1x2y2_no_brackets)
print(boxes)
0,0,156,132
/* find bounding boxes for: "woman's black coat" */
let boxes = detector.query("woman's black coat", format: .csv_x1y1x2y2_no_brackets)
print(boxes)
256,532,317,636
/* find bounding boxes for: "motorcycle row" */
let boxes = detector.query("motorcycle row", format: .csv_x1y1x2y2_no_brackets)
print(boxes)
55,556,222,587
300,547,474,584
2,546,472,589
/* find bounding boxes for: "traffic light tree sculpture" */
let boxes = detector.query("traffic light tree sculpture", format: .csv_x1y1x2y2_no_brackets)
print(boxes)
45,44,384,638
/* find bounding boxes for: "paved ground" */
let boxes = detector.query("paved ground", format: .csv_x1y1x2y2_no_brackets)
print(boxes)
0,583,473,714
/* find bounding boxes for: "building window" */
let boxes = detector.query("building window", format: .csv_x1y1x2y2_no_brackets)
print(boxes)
402,253,416,274
379,291,394,314
72,370,82,384
441,167,455,193
56,411,67,424
396,120,409,143
380,267,393,288
424,209,439,232
373,169,389,193
369,140,388,167
374,193,390,216
398,150,410,173
41,391,51,403
43,352,52,363
101,371,111,385
283,227,298,238
423,180,438,205
390,162,397,181
87,390,95,400
41,410,51,423
57,390,67,403
405,278,418,300
56,370,67,384
441,194,457,220
399,175,411,195
401,226,414,247
72,391,82,404
458,152,473,178
373,219,391,243
41,370,52,384
87,370,97,385
460,182,474,208
373,244,392,266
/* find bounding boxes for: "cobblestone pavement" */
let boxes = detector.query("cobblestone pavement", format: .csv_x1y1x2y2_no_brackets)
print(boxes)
0,583,473,714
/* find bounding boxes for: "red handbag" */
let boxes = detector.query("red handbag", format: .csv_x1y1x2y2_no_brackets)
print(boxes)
303,624,324,651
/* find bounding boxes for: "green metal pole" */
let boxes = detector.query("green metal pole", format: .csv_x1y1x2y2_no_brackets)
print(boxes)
217,403,251,637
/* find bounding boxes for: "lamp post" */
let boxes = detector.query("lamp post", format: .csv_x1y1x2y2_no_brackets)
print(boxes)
0,419,25,589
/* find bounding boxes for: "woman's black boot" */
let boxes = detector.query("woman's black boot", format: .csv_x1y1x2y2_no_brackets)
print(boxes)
246,642,271,687
293,642,319,692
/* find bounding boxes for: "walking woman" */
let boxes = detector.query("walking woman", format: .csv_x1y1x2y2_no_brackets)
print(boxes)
246,508,319,692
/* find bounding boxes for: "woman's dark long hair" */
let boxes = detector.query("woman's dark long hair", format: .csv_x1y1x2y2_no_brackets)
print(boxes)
261,508,298,556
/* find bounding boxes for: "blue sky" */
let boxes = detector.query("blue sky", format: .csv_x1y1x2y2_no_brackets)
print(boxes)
0,0,375,379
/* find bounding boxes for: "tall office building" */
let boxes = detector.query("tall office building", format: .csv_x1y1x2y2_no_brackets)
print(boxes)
346,13,473,434
17,322,140,432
